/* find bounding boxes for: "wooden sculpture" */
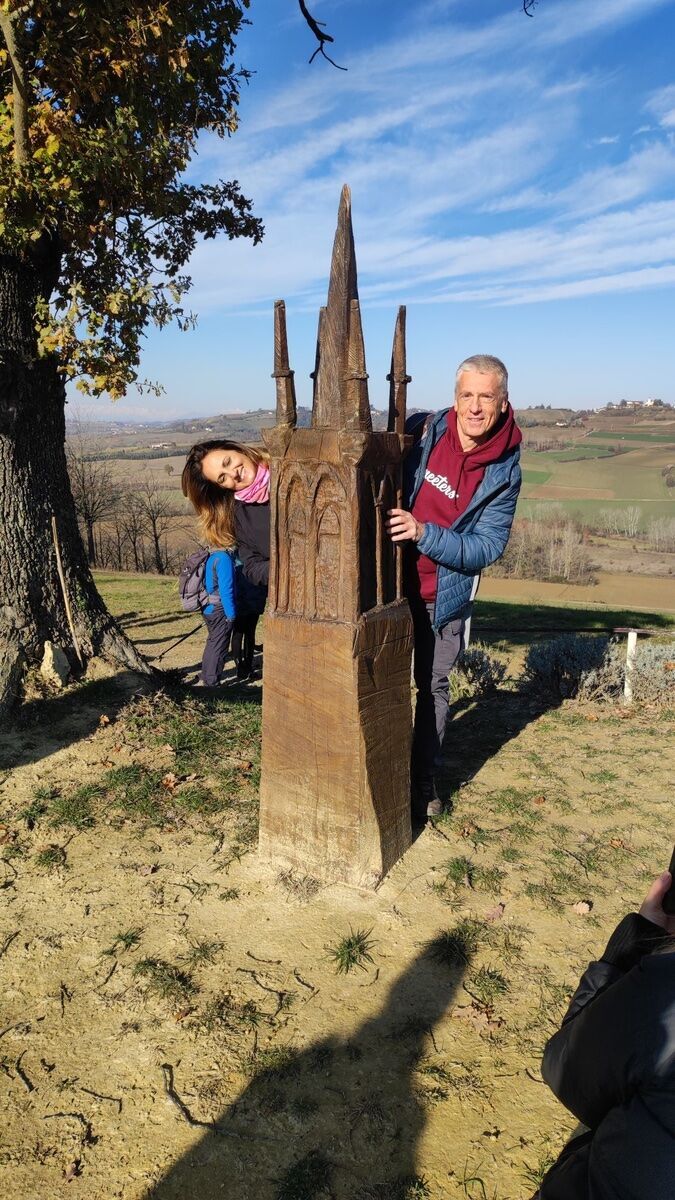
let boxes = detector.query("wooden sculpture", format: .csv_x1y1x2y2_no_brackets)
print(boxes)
259,186,413,888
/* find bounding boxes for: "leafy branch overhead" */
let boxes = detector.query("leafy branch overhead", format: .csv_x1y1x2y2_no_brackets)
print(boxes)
0,1,263,397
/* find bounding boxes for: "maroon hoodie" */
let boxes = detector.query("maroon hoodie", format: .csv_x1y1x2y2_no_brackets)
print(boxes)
411,406,522,602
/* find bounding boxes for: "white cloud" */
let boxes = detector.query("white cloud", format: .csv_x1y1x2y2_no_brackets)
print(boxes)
183,0,675,321
645,83,675,128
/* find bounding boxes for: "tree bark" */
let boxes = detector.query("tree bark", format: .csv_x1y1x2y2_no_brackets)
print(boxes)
0,246,152,708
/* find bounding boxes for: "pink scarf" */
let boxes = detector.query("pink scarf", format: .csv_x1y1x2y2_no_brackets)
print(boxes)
234,464,270,505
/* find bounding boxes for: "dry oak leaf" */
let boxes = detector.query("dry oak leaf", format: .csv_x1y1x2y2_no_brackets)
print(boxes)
585,713,600,722
459,822,478,839
572,900,593,915
485,902,506,922
609,837,630,851
161,773,178,791
138,863,158,877
533,795,546,806
98,714,110,727
64,1160,81,1182
452,1003,504,1035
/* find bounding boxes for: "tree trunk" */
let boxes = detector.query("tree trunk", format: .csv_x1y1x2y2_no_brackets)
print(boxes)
85,520,96,566
151,528,164,575
0,246,152,707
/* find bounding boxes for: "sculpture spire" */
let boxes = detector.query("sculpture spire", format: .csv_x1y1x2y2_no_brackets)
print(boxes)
312,185,370,431
272,300,297,428
387,306,410,437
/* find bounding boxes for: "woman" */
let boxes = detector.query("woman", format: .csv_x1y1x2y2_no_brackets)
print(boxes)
536,867,675,1198
181,439,271,589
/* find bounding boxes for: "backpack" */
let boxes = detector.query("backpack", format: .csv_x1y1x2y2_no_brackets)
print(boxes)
178,548,220,612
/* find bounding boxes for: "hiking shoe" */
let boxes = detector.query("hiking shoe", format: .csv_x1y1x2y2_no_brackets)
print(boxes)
412,778,443,820
415,782,441,820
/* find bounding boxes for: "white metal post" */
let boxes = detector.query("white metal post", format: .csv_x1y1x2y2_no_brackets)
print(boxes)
624,628,638,703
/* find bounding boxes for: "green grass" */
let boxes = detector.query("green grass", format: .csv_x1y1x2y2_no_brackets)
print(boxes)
466,966,510,1009
521,468,552,484
34,845,67,872
180,938,223,967
443,857,506,893
246,1045,297,1080
426,919,484,967
473,597,674,653
517,496,675,527
587,430,675,444
550,445,618,461
274,1150,333,1200
102,928,143,956
133,957,196,1007
50,785,98,829
326,928,376,975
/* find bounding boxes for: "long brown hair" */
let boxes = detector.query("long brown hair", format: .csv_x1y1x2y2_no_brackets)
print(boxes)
181,439,270,549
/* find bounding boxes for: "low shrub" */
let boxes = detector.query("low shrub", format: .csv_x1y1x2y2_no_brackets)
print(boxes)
580,640,675,704
456,645,508,695
523,634,609,699
524,634,675,703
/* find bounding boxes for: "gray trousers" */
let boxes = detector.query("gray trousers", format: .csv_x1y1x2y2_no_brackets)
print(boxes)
201,608,233,686
410,599,464,782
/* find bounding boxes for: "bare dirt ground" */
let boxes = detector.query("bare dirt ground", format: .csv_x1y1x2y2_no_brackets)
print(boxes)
1,592,673,1200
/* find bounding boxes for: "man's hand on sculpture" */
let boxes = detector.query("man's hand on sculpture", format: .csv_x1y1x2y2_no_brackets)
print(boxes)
386,508,425,543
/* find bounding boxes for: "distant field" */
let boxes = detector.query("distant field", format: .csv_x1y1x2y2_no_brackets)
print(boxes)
549,446,617,461
518,436,675,528
587,429,675,445
517,496,675,527
521,468,552,484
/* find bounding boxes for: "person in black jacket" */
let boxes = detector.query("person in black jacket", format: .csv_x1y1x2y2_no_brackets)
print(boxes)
181,440,271,590
535,867,675,1199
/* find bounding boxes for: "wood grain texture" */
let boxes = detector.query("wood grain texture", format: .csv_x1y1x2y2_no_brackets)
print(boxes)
259,186,413,887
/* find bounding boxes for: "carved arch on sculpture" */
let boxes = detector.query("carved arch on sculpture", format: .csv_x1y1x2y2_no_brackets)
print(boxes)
310,467,347,621
277,467,309,615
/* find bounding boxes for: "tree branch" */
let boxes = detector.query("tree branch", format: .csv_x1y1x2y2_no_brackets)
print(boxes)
0,9,30,165
298,0,347,71
522,0,538,15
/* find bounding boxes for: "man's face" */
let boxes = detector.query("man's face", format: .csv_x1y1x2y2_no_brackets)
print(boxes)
454,369,508,449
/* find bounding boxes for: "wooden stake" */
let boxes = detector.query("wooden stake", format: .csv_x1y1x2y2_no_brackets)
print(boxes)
51,516,84,667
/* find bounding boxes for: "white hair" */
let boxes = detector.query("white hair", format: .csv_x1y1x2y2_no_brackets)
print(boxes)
455,354,508,399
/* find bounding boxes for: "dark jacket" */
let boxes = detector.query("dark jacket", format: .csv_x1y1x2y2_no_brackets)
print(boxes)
233,501,270,589
404,408,521,630
540,913,675,1199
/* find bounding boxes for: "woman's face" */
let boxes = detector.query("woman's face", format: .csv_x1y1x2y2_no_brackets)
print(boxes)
200,448,257,492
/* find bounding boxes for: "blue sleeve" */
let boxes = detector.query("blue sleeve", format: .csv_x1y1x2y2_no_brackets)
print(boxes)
415,469,521,573
214,552,236,620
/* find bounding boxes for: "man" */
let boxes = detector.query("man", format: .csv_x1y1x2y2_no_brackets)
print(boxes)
387,354,522,820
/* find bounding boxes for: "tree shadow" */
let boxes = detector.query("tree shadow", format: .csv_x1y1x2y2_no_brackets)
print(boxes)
1,670,262,771
437,686,560,802
0,671,147,771
146,942,471,1200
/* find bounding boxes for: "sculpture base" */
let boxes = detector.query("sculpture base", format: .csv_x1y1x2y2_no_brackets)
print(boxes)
258,601,413,888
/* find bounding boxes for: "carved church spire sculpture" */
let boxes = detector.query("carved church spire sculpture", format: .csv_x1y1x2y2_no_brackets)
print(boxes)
259,186,414,888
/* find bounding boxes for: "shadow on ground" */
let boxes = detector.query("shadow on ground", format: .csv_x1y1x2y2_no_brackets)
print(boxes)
438,687,559,802
147,944,469,1200
0,671,261,771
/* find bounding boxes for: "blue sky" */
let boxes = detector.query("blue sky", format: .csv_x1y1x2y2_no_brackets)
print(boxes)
92,0,675,420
